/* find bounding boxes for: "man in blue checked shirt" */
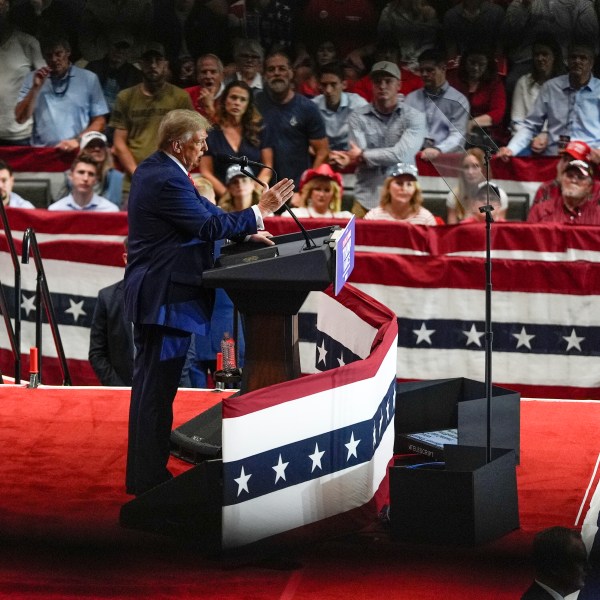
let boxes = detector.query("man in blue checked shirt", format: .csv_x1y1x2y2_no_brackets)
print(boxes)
498,44,600,161
405,48,470,162
330,60,426,212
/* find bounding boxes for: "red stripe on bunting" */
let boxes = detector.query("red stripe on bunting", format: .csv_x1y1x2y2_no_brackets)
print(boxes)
350,253,600,295
4,207,127,235
0,146,75,172
223,283,398,419
416,154,559,183
264,218,600,257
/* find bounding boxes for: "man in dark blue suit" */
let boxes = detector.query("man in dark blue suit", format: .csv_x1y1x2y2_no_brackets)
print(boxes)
521,527,588,599
89,237,133,387
124,109,294,496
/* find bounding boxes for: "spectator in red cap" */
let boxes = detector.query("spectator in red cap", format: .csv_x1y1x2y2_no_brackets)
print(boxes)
528,159,600,225
284,164,352,219
532,140,600,207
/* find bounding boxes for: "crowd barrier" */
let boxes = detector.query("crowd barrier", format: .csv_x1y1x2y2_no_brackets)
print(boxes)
0,147,562,213
0,208,598,400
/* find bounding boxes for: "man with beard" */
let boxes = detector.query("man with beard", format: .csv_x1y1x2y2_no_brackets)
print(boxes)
255,51,328,188
498,44,600,159
527,159,600,225
15,33,108,151
110,42,193,206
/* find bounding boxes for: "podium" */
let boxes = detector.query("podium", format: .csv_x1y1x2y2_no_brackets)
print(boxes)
203,226,337,394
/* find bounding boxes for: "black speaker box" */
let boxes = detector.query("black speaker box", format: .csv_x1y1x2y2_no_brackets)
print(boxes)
390,446,519,546
395,378,521,463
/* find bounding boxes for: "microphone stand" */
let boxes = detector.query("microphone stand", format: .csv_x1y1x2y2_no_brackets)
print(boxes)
479,146,495,464
428,100,498,465
236,157,317,250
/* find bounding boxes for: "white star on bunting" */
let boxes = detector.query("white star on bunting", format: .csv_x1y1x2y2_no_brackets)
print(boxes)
463,324,485,347
65,298,86,323
513,326,535,349
413,322,435,345
21,293,36,317
317,340,327,365
309,442,325,472
563,328,584,352
272,454,289,484
345,432,360,460
234,466,251,496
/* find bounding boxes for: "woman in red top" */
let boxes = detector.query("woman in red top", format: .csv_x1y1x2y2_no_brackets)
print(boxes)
449,47,508,148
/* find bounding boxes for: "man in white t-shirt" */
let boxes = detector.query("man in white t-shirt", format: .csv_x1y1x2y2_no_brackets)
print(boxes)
0,0,45,145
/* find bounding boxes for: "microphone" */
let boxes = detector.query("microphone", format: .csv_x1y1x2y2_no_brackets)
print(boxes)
218,157,317,250
216,154,268,170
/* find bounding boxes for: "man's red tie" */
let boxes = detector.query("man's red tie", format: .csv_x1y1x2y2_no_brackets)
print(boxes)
187,172,195,187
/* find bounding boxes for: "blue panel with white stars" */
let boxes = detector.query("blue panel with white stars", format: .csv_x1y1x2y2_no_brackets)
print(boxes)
299,313,596,358
222,377,396,506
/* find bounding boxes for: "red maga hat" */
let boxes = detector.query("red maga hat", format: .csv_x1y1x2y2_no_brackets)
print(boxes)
298,164,343,193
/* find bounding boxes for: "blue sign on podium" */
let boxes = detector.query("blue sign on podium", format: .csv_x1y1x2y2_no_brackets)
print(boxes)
333,216,355,295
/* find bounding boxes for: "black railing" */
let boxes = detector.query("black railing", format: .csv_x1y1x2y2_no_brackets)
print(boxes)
22,228,71,386
0,202,22,382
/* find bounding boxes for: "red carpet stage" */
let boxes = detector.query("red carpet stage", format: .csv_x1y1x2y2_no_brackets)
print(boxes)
2,385,600,599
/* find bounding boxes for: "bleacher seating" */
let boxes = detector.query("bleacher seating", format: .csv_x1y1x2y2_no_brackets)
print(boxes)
13,178,52,209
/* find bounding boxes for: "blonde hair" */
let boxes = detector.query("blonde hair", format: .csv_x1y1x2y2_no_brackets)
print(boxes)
379,176,423,211
218,189,262,212
192,175,216,203
299,177,342,213
157,109,211,150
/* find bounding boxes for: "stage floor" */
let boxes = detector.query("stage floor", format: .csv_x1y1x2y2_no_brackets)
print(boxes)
1,385,599,599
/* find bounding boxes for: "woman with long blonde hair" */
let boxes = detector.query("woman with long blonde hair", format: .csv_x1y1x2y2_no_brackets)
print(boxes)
285,164,352,218
365,163,436,225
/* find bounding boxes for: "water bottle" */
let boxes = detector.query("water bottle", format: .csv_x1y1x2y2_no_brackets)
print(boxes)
221,332,237,373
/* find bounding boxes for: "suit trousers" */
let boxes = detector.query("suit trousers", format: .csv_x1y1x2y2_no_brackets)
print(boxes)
126,323,192,496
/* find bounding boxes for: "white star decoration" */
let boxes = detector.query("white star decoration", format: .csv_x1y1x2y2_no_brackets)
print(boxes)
234,466,251,496
317,340,328,365
65,298,86,322
309,443,325,472
513,326,535,349
272,454,289,484
463,324,485,347
21,293,36,317
373,422,377,448
413,322,435,345
345,432,360,460
337,354,345,367
563,329,584,352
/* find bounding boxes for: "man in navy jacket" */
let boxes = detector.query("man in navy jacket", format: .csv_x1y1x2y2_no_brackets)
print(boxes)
125,108,294,496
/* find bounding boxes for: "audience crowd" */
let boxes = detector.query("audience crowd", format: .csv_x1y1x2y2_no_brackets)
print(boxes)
3,0,600,384
2,0,600,223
